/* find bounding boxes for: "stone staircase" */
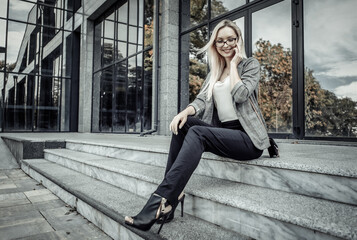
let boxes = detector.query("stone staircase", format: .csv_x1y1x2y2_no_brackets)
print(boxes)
10,135,357,240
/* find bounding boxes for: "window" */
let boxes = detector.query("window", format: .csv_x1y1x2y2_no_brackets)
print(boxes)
92,0,154,133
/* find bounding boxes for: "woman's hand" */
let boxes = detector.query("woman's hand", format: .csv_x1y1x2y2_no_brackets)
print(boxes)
169,106,195,135
170,111,188,135
231,46,243,68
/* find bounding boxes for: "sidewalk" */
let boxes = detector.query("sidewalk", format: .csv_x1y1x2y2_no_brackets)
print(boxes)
0,139,112,240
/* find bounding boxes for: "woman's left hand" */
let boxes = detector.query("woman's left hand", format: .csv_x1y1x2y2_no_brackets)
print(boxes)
231,47,243,67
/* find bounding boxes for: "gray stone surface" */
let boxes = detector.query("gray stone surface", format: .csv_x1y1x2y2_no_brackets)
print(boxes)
0,168,111,240
22,159,252,240
42,148,357,240
0,138,19,169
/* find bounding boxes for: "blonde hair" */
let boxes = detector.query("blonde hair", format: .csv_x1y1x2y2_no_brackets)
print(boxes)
198,19,247,100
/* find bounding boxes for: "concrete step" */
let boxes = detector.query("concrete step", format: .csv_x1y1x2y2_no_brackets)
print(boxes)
43,148,357,240
21,159,250,240
65,140,357,206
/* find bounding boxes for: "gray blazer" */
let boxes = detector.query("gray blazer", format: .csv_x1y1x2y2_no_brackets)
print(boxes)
188,57,270,150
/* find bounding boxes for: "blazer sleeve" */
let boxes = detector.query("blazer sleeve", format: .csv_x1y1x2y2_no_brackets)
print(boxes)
188,72,211,117
231,57,261,104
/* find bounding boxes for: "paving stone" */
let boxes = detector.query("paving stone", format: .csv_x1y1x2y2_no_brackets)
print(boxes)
0,219,54,240
24,189,59,203
0,183,17,190
0,210,43,227
0,200,66,218
0,192,30,207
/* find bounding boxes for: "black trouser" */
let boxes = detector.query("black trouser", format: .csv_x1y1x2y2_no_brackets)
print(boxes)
154,117,263,206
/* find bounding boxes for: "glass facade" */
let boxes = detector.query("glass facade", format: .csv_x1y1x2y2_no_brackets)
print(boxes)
0,0,80,131
92,0,154,133
180,0,357,139
304,0,357,137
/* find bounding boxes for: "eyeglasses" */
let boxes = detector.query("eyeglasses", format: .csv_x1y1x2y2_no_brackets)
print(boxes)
215,38,237,48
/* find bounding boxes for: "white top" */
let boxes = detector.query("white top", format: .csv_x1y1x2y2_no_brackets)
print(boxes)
213,76,239,122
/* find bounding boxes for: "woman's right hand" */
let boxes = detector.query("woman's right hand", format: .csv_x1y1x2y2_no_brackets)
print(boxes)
169,112,188,135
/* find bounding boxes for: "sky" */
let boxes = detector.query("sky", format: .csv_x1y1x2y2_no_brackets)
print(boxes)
1,0,357,101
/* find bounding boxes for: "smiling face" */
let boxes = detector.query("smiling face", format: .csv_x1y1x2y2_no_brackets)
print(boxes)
215,26,238,58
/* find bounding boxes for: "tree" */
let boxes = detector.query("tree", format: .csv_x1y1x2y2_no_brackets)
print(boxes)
253,39,292,132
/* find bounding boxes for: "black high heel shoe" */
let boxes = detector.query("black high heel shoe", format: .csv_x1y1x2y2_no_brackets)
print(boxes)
124,194,172,234
157,192,185,224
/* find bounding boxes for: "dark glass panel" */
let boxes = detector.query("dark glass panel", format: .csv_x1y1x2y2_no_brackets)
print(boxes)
8,0,35,23
34,76,61,131
127,56,139,132
181,26,208,105
211,0,245,19
114,60,127,132
252,0,292,133
129,0,138,26
41,25,58,46
181,0,208,32
304,0,357,138
61,78,70,131
143,50,152,130
100,67,113,132
64,33,72,78
92,71,101,132
144,0,153,47
41,46,62,77
41,4,64,29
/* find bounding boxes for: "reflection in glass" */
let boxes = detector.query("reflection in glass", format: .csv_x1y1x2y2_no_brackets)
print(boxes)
105,20,115,39
92,71,101,132
114,60,126,132
182,26,208,104
129,0,138,26
0,19,6,51
100,67,113,132
5,73,35,130
117,41,127,60
233,17,244,42
252,0,292,133
211,0,245,19
0,0,7,18
103,38,114,66
117,23,127,41
143,50,152,130
181,0,208,32
127,56,139,132
118,2,128,23
144,0,153,48
129,26,138,43
93,0,153,133
8,0,35,23
34,76,61,131
304,0,357,137
7,21,27,65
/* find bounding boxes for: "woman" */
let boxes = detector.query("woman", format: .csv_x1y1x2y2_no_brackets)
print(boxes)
125,19,270,234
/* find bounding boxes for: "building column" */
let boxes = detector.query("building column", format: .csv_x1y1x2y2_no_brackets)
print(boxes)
158,0,180,135
77,13,94,132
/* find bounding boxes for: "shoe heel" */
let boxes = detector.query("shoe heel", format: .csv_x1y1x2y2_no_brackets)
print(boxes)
157,214,168,234
180,195,185,217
